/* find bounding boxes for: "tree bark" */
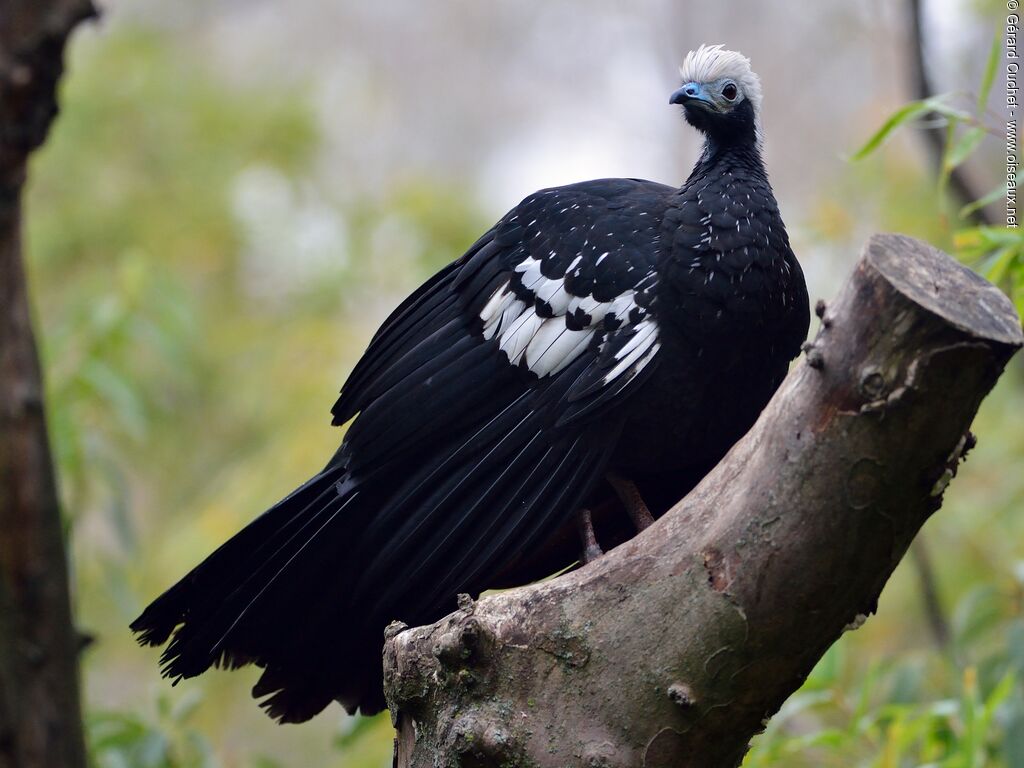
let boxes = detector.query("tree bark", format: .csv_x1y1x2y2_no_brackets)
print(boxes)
0,2,96,767
383,234,1023,768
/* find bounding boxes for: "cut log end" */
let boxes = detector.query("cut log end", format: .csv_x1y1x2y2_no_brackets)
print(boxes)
866,233,1024,348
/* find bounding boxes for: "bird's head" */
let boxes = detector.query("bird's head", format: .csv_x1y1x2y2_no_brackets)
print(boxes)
670,44,763,152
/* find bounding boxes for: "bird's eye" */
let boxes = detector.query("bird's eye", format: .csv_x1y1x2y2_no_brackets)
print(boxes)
722,83,738,101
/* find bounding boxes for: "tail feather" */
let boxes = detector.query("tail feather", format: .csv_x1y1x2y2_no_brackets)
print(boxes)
132,359,622,723
130,465,355,690
131,467,341,647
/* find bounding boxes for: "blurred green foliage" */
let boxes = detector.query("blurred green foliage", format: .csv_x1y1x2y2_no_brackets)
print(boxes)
28,24,485,768
23,17,1022,768
851,30,1023,315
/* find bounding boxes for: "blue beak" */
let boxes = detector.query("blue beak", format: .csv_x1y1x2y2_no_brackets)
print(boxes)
669,81,712,106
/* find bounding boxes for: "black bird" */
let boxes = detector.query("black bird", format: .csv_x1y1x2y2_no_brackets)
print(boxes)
132,44,809,723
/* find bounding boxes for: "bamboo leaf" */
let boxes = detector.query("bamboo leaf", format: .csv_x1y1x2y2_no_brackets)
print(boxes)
851,100,932,160
982,245,1017,285
979,28,1002,113
982,671,1015,723
945,126,987,171
960,184,1008,220
924,96,973,123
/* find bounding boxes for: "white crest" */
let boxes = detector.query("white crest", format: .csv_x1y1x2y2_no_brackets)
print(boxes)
679,44,763,146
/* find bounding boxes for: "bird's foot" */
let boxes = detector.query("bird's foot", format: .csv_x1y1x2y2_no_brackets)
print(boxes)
607,472,655,532
576,507,603,564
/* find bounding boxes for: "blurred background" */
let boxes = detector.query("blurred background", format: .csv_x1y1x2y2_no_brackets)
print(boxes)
24,0,1019,765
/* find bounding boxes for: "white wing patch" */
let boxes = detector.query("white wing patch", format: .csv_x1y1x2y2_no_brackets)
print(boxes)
526,321,594,377
480,280,512,327
479,256,659,384
498,305,546,362
604,319,661,385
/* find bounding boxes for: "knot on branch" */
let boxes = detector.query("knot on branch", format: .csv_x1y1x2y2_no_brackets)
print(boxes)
844,458,884,511
667,682,696,708
433,617,484,666
858,366,887,400
857,355,922,415
431,615,497,695
814,299,833,328
702,547,732,593
451,714,522,768
800,340,824,370
385,601,501,720
802,298,834,371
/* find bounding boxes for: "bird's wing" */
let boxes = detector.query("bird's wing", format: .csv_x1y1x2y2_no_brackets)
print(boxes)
329,180,671,621
333,179,668,432
464,181,666,415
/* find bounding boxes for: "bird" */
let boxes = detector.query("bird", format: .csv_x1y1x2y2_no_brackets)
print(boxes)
131,44,810,724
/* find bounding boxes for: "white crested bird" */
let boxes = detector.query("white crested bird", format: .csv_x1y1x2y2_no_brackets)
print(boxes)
132,44,810,723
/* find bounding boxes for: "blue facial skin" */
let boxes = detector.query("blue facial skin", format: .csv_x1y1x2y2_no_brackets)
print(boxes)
670,81,712,106
669,79,755,154
669,80,735,112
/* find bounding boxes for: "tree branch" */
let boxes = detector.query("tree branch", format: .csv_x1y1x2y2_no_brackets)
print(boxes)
0,2,96,767
383,234,1022,768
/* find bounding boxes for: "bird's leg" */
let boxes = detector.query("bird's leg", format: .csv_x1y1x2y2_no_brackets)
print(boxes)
607,472,655,532
575,507,603,564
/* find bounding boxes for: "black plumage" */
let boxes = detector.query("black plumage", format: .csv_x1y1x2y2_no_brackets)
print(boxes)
132,45,809,723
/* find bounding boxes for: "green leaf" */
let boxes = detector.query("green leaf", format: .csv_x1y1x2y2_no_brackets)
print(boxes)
851,100,932,160
956,226,1024,263
982,246,1017,285
945,126,987,172
924,96,973,124
938,121,958,200
1004,691,1024,768
979,28,1002,113
982,671,1015,724
960,184,1008,220
79,358,148,440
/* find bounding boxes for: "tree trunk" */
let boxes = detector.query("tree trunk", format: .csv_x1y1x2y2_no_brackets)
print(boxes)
384,234,1023,768
0,3,96,767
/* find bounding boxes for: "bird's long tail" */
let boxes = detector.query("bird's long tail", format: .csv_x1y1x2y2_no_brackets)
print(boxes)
130,462,372,722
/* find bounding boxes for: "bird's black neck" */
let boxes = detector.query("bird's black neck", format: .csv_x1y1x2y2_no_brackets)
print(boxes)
686,138,767,188
682,97,762,168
